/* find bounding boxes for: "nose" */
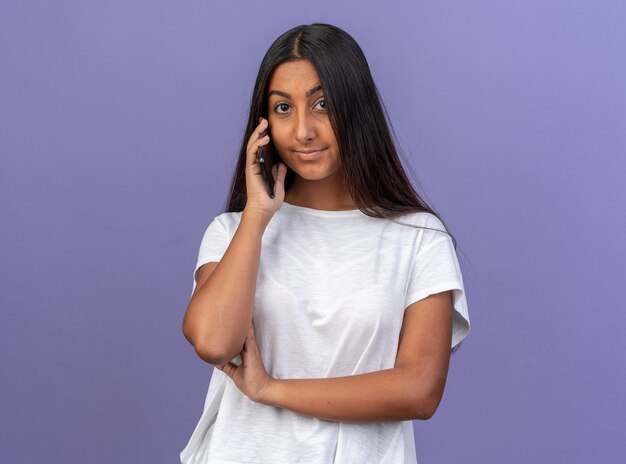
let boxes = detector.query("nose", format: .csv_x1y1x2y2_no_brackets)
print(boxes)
294,109,317,145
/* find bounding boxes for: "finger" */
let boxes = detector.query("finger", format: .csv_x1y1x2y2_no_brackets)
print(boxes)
247,135,270,169
217,362,237,376
247,118,268,152
248,322,256,341
256,134,269,150
254,117,268,141
274,162,286,186
243,335,253,351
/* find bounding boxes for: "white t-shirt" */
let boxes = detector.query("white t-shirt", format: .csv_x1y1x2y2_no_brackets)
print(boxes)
180,202,471,464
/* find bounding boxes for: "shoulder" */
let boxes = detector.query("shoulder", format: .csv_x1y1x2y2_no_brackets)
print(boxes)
212,210,243,229
391,211,448,234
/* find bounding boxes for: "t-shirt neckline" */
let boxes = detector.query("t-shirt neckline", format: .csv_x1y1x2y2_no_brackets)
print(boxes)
281,201,364,218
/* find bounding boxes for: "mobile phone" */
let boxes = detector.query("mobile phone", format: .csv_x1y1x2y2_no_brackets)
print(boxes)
257,124,275,199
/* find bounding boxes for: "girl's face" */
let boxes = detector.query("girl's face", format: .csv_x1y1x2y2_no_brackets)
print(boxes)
266,60,342,184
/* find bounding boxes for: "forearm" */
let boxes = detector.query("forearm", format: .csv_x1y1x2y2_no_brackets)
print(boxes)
261,366,432,422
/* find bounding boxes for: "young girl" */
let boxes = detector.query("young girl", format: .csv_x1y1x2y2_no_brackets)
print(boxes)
181,23,470,464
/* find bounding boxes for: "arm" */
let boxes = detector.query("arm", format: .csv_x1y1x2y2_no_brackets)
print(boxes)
261,366,430,422
182,209,270,365
259,290,454,422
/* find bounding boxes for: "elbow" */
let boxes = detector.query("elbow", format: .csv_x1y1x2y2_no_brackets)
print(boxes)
412,386,445,421
182,323,229,365
193,336,244,366
194,343,230,366
415,399,438,421
182,315,242,365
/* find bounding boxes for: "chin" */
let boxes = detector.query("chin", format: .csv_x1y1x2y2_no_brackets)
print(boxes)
291,165,342,181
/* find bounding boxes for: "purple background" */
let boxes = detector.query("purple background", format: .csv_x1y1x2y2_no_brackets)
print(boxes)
1,1,625,463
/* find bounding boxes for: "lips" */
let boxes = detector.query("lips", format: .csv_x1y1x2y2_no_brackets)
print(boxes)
294,148,326,160
294,148,325,154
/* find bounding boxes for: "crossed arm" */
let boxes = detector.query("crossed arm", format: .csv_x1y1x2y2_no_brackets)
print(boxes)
258,291,454,422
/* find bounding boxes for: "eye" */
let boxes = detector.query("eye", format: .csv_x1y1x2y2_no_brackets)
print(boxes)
314,99,327,110
272,98,327,115
273,103,291,114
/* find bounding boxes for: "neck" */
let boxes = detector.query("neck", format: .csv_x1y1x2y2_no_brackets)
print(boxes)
284,172,356,211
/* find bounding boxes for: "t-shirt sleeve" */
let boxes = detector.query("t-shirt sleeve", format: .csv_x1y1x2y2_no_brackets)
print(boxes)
404,217,471,349
190,215,230,297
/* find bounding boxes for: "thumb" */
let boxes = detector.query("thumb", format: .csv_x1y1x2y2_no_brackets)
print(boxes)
273,162,286,184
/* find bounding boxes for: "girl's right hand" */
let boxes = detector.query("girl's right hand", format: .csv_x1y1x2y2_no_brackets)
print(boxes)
243,117,287,219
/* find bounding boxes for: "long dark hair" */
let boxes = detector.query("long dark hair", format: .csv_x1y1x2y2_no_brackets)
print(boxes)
223,23,464,354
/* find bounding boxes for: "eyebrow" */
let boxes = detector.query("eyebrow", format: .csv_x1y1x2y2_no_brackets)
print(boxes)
268,84,323,99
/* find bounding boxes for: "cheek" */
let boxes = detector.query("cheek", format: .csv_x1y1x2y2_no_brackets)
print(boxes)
268,127,287,148
331,154,343,170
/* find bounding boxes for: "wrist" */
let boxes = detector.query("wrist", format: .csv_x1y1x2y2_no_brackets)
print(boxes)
242,208,272,228
260,377,283,408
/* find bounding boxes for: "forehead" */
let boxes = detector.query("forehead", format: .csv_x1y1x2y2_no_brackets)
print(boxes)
268,60,322,97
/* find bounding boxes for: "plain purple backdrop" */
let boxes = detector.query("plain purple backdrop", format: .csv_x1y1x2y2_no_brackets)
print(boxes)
1,1,625,463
